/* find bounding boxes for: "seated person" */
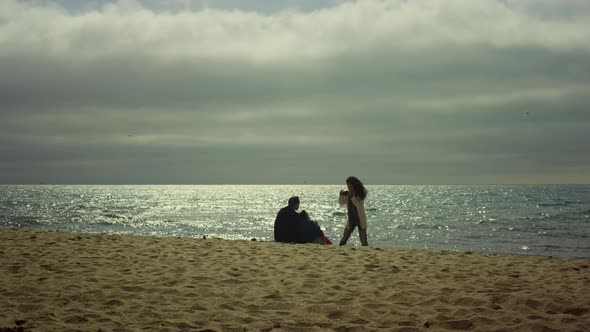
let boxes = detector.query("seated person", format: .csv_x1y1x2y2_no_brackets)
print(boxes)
298,210,329,244
274,196,303,243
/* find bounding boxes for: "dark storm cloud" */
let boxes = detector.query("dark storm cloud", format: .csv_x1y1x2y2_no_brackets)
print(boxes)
1,0,590,184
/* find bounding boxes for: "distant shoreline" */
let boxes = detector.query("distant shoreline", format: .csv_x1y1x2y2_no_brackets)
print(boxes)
1,183,590,186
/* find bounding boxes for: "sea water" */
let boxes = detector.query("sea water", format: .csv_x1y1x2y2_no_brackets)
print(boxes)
1,185,589,258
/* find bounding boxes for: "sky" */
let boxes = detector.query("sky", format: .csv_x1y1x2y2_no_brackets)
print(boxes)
1,0,589,185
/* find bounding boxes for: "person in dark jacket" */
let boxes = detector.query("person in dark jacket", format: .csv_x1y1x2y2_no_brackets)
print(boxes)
298,210,325,244
274,196,303,243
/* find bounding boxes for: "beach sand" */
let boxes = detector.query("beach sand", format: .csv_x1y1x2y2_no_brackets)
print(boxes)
1,227,589,332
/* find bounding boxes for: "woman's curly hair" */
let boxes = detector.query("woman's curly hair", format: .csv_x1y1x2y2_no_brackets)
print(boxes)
346,176,367,200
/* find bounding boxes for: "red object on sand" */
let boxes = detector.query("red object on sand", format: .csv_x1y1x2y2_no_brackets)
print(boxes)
322,236,333,245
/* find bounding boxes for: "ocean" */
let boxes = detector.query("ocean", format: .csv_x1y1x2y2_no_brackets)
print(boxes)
1,184,589,258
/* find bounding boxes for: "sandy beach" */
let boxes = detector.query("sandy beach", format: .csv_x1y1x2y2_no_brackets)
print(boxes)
1,227,589,331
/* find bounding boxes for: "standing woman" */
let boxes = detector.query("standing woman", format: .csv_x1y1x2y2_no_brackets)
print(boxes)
338,176,368,246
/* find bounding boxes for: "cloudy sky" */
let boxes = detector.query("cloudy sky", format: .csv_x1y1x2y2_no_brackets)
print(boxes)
1,0,589,184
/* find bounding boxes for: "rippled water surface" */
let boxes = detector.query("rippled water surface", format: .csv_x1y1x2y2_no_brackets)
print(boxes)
1,185,589,258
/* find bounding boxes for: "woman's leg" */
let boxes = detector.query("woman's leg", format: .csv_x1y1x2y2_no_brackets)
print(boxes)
358,227,368,246
339,221,356,245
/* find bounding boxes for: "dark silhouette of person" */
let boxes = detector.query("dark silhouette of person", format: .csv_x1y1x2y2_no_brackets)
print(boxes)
298,210,325,244
274,196,303,243
339,176,368,246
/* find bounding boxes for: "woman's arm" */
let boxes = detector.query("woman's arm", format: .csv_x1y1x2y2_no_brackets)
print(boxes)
351,197,368,229
338,190,349,206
